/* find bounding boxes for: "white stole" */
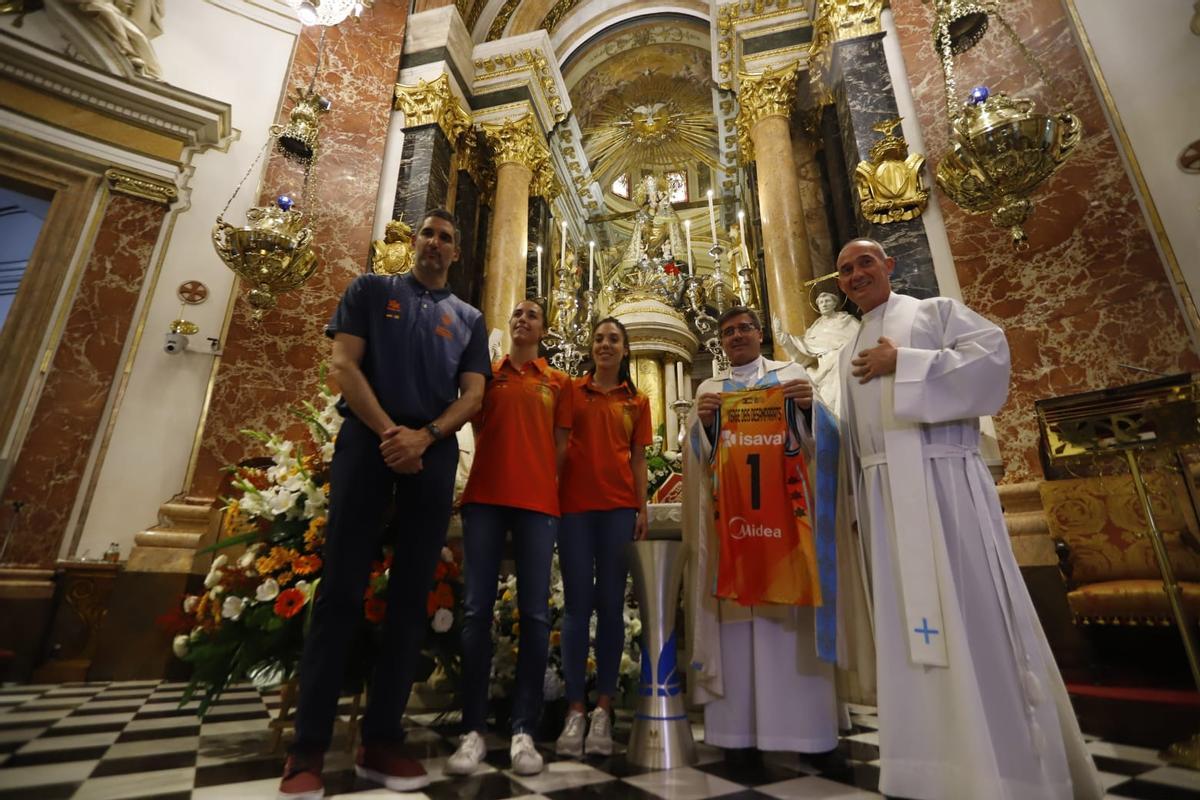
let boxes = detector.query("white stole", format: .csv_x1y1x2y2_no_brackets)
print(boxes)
841,293,949,668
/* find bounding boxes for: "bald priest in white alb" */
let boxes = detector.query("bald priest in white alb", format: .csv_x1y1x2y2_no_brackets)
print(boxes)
832,238,1103,800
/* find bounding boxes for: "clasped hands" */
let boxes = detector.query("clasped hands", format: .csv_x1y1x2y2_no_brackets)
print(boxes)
379,425,432,474
696,378,813,426
850,337,898,384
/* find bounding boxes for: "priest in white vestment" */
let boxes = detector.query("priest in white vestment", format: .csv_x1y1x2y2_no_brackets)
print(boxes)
682,306,839,755
833,239,1103,800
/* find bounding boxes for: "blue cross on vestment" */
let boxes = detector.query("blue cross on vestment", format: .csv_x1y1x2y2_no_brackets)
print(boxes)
913,618,940,645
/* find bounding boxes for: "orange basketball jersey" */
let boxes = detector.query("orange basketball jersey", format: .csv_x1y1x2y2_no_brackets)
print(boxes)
713,387,820,607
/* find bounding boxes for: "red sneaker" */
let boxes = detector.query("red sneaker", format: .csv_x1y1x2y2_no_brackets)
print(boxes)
354,743,431,791
278,753,324,799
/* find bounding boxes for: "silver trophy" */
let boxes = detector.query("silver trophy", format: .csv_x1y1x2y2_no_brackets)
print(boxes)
626,539,697,769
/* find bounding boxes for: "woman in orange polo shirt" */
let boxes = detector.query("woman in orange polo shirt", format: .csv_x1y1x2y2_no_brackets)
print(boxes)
446,299,572,778
555,317,652,758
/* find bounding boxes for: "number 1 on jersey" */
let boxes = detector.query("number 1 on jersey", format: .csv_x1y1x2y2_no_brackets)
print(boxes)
746,453,761,510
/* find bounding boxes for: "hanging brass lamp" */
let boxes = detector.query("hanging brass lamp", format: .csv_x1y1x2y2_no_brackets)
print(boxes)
931,0,1082,250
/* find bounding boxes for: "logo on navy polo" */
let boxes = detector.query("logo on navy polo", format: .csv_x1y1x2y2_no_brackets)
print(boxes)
435,311,455,341
384,298,402,321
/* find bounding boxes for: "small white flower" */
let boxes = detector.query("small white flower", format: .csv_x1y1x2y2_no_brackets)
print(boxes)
211,554,228,571
295,580,311,595
320,440,335,462
189,626,203,642
204,569,223,589
431,608,454,633
221,595,246,620
237,544,263,570
255,578,280,603
172,635,189,658
266,487,299,517
182,595,199,614
441,547,454,563
270,438,295,460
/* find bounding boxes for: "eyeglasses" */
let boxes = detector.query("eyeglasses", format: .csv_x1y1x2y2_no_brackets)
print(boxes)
720,322,759,338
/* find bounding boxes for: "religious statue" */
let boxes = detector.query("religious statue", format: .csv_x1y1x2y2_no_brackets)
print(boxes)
369,218,414,276
773,291,861,414
853,117,929,224
618,174,686,279
61,0,165,80
661,241,681,276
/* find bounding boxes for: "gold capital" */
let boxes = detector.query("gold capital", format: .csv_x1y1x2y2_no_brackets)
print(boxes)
735,61,801,163
104,168,178,206
479,115,558,199
393,74,472,144
808,0,887,105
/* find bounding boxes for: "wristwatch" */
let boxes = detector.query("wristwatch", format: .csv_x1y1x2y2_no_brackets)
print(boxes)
425,422,443,441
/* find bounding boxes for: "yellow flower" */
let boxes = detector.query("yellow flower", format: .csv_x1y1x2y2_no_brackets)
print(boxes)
550,631,561,646
511,622,520,635
586,657,596,673
501,590,514,603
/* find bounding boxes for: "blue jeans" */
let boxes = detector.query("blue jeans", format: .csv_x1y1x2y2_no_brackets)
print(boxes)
558,509,637,704
460,503,557,735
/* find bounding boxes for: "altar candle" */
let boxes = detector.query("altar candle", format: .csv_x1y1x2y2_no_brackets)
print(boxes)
706,189,718,245
536,245,543,297
675,361,684,396
588,240,595,290
560,221,567,272
684,219,692,275
737,209,747,256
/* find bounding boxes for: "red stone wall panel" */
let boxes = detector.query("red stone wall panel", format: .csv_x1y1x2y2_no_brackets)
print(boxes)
889,0,1200,482
190,3,409,496
3,194,166,566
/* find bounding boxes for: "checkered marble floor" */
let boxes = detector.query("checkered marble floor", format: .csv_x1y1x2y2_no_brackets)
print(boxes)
0,681,1194,799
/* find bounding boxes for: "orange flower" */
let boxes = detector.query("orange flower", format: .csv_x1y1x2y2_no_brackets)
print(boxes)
364,597,387,623
256,546,298,576
303,518,326,552
274,588,306,618
277,571,294,586
550,630,561,646
292,555,322,575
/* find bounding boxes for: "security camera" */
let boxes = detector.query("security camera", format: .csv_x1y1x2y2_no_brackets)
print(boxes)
164,332,189,354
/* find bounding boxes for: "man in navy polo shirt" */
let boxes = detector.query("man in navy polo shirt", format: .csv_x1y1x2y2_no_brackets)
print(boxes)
280,209,491,799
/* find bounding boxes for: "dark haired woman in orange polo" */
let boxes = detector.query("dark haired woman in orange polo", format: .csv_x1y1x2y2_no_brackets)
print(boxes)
555,316,652,758
446,299,572,778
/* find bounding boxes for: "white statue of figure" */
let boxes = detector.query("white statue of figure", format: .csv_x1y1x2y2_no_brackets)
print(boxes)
773,291,861,414
61,0,165,80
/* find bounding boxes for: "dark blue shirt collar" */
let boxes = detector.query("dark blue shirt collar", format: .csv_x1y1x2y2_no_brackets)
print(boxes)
404,271,452,299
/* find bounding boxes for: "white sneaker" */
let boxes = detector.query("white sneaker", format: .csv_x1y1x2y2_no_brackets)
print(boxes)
509,732,544,775
445,730,486,776
555,710,586,757
584,707,613,756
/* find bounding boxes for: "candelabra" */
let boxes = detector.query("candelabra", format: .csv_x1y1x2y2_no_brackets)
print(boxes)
543,251,597,376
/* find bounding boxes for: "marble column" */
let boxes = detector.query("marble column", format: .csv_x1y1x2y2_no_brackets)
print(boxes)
738,62,817,336
479,115,552,348
829,32,937,297
392,74,472,235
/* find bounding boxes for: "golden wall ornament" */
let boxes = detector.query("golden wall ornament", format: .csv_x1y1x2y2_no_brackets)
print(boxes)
931,0,1082,250
104,167,178,206
393,74,472,144
486,0,520,40
854,117,929,223
480,114,551,176
369,217,414,275
714,0,807,89
735,60,801,163
473,49,567,123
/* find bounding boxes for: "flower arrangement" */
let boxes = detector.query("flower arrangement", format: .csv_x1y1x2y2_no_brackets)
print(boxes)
162,378,465,714
488,553,642,707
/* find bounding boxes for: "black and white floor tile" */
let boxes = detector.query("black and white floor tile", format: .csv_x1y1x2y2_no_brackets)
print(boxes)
0,682,1194,799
